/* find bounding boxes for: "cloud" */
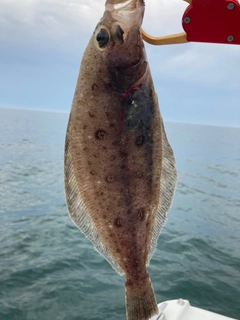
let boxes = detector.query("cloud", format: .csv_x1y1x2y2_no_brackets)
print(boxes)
148,42,240,89
0,0,239,126
0,0,105,54
143,0,188,35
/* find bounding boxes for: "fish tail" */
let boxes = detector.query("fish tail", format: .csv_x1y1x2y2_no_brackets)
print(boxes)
125,273,158,320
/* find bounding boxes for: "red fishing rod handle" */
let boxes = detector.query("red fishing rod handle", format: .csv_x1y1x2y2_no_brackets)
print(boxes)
182,0,240,45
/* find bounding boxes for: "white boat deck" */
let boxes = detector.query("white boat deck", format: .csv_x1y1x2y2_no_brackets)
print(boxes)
150,299,237,320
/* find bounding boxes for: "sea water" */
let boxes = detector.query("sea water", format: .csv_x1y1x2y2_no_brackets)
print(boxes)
0,108,239,320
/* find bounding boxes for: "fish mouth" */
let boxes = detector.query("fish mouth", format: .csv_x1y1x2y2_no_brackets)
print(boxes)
106,0,144,10
105,0,145,31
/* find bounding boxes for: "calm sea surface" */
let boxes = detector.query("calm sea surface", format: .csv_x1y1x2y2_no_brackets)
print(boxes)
0,108,239,320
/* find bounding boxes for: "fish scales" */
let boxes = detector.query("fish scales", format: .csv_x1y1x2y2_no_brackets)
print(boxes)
64,1,177,319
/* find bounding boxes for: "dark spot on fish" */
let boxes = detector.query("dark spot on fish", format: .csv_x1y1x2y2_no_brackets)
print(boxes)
131,226,136,232
135,171,143,178
114,218,123,228
106,175,114,183
83,147,88,151
132,245,137,252
136,135,145,146
116,249,121,253
109,123,115,128
89,111,95,118
90,170,96,176
126,279,134,287
120,151,128,157
100,192,104,196
137,208,145,221
83,124,87,129
133,260,138,267
112,140,120,146
95,130,106,140
88,161,92,165
92,83,98,90
110,155,116,161
107,82,113,89
103,214,107,219
96,28,109,48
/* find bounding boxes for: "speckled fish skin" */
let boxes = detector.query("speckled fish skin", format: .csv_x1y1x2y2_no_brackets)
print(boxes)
64,1,177,319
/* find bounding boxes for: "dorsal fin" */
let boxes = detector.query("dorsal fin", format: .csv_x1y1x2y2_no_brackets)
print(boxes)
146,121,177,265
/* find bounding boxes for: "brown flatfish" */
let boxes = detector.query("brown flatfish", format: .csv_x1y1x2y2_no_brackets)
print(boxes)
64,0,177,319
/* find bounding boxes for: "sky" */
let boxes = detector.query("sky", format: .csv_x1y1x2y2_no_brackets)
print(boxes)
0,0,240,127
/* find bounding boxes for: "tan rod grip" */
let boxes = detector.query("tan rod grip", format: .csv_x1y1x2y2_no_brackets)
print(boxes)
141,29,188,45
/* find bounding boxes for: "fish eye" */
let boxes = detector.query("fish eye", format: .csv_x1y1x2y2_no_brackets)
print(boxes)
96,28,109,48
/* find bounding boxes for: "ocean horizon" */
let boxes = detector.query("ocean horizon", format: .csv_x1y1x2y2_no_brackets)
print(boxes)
2,106,240,129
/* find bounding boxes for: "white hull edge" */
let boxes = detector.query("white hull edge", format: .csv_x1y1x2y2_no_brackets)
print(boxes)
150,299,237,320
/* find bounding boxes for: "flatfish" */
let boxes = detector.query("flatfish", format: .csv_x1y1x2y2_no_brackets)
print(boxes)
64,0,177,319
